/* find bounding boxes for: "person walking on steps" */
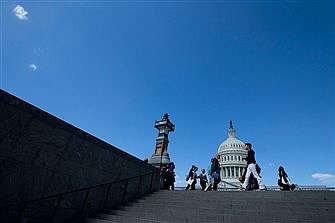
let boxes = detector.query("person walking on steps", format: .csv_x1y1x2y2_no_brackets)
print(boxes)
209,154,221,191
198,169,208,190
185,165,198,190
241,143,266,191
163,162,175,190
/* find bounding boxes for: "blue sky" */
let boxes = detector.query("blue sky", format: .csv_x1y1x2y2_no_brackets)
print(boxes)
1,1,334,187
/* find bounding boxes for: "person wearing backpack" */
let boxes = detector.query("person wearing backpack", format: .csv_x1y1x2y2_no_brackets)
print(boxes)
211,154,221,191
205,163,213,191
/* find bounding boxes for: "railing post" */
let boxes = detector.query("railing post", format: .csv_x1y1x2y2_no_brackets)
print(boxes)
80,189,91,214
102,183,112,210
137,175,143,198
121,179,128,205
49,194,63,222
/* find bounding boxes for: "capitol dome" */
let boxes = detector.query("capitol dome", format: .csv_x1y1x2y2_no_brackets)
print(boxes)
217,121,247,188
218,129,245,153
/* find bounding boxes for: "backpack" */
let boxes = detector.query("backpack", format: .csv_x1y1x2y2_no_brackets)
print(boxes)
207,164,212,175
212,172,219,180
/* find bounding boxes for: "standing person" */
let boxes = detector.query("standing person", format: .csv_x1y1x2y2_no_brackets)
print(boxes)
210,154,221,191
198,169,208,190
241,143,266,190
166,162,176,190
161,167,168,189
278,166,296,191
205,162,213,191
185,165,198,190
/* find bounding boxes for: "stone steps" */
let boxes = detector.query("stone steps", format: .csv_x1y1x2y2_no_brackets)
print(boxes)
86,190,335,223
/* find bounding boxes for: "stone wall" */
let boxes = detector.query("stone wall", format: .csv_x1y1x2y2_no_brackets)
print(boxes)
0,89,160,222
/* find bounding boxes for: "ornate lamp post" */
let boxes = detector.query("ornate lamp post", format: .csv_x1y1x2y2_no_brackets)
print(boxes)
148,113,175,173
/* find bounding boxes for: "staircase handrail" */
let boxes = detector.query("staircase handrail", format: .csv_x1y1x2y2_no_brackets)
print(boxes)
0,171,158,222
1,172,156,208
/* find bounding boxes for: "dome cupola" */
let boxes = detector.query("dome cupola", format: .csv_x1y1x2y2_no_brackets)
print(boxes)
218,120,245,153
228,120,236,138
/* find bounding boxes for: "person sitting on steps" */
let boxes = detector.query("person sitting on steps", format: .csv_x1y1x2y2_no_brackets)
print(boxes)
278,166,296,191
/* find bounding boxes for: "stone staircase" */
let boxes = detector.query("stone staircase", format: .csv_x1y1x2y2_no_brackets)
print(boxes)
85,190,335,223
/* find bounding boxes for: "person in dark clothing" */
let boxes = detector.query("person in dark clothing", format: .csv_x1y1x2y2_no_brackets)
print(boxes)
198,169,208,190
210,154,221,191
161,167,168,189
185,165,198,190
278,166,296,191
239,164,262,190
241,143,266,190
165,162,176,190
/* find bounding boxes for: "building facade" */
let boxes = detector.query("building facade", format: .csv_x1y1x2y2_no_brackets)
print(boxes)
218,121,247,188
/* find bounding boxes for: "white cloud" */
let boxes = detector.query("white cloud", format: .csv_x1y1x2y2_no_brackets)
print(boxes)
13,5,28,20
29,64,37,71
311,173,335,185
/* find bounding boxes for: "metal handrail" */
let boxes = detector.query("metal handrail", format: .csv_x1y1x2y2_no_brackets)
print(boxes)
0,172,157,222
1,172,155,209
